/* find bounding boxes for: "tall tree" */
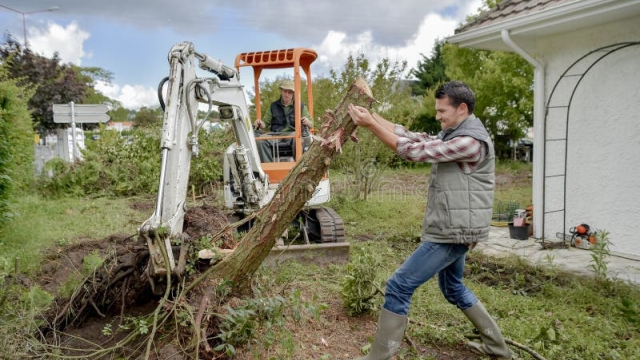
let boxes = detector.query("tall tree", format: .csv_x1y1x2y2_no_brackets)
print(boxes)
132,106,163,129
438,0,533,155
410,39,449,96
442,43,534,146
0,37,89,132
407,38,450,134
76,67,115,106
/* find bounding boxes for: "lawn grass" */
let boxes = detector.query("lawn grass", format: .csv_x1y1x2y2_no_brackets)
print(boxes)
0,195,144,271
254,238,640,359
3,161,640,359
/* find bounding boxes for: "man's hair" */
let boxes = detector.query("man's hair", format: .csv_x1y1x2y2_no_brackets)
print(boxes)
435,81,475,114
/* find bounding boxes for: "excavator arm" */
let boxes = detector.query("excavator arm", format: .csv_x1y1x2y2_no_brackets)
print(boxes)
139,42,268,288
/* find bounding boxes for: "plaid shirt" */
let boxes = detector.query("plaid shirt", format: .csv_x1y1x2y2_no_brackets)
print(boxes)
394,124,486,173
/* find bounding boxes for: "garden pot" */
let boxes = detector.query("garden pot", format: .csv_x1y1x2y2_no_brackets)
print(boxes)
508,223,530,240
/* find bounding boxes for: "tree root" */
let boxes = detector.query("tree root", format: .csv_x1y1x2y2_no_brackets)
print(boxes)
38,219,241,359
41,240,151,337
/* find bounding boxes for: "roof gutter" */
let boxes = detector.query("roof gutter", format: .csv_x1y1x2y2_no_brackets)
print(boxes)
449,0,633,49
500,29,545,239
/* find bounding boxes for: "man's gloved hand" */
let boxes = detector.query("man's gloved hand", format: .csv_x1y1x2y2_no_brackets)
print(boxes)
301,117,313,128
253,119,265,130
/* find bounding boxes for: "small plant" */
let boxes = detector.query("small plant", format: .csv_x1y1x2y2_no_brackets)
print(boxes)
340,245,387,315
0,256,16,312
288,288,328,324
214,295,287,356
510,272,528,296
543,253,556,266
55,238,71,247
102,323,113,336
531,320,565,356
82,250,105,275
588,230,611,283
19,286,54,316
119,316,150,335
212,274,328,357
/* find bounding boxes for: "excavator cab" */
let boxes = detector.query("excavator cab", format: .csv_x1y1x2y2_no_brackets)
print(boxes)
234,48,317,183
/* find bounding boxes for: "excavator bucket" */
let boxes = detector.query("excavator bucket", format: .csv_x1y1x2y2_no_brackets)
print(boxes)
264,242,351,268
262,207,349,267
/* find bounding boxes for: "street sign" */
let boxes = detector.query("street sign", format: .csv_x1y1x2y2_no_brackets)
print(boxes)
53,104,110,123
53,113,111,123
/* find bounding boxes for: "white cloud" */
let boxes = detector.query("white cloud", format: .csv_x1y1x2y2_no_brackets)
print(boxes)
461,0,485,20
7,0,470,46
95,81,158,110
25,20,156,111
30,21,91,65
313,12,459,77
15,0,485,111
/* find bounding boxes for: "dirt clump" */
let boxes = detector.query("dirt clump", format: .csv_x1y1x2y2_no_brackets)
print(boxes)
183,203,236,249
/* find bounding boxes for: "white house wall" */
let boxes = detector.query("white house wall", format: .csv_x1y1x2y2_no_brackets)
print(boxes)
535,16,640,257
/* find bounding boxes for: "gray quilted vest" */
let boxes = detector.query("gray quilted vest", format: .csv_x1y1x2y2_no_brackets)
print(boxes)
421,115,495,244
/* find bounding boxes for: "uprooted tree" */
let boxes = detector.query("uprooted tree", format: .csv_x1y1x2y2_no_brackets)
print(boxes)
213,78,373,287
40,78,376,358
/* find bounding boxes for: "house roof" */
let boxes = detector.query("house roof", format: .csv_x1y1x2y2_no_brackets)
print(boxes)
448,0,640,51
455,0,575,34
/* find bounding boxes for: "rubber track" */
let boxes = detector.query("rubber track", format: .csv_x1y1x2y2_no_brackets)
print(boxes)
316,207,346,243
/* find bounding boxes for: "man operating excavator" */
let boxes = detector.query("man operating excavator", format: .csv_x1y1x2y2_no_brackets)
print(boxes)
253,79,313,162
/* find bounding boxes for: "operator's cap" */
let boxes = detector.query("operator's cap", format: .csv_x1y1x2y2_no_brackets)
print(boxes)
279,79,295,92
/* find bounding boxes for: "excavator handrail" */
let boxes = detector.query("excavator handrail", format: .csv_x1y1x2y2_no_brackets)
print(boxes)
254,132,296,141
234,48,317,71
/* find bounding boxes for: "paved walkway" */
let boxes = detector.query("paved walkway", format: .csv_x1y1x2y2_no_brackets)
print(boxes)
478,227,640,285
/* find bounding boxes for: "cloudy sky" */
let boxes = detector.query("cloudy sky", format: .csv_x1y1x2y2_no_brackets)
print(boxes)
1,0,482,110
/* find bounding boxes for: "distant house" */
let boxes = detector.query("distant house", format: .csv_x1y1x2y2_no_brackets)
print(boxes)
106,121,133,132
448,0,640,258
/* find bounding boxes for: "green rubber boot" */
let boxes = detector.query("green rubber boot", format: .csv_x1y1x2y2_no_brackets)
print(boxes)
355,308,407,360
462,301,512,359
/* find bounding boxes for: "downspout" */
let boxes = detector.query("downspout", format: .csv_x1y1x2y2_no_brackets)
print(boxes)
501,29,545,239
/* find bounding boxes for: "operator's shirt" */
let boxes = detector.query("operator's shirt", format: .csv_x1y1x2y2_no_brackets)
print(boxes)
263,99,312,132
393,124,486,173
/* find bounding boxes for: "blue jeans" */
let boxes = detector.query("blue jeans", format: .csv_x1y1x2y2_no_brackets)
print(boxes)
383,241,478,315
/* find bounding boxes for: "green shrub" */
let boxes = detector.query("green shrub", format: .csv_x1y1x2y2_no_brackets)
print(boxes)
37,125,232,198
340,244,388,315
37,127,161,197
0,77,35,234
189,127,235,193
